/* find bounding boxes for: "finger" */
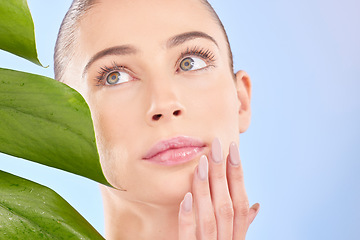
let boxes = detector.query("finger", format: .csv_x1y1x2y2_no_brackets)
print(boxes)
247,203,260,226
193,155,217,240
208,138,233,240
178,192,196,240
227,142,250,239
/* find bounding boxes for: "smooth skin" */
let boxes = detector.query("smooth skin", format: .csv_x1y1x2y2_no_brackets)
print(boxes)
61,0,259,239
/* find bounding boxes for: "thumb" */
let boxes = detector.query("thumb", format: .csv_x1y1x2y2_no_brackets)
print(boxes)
247,203,260,225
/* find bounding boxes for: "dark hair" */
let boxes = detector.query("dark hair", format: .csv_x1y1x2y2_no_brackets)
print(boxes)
54,0,233,82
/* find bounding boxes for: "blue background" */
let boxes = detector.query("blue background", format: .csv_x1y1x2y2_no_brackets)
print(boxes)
1,0,359,239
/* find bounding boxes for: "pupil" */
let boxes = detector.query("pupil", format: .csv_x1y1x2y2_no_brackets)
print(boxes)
184,62,190,66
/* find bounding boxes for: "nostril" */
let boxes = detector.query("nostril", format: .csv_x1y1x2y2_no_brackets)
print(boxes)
151,110,181,121
152,114,162,121
173,110,181,116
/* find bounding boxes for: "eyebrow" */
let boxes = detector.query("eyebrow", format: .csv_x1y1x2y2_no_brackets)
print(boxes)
167,31,218,48
82,31,218,77
83,45,137,77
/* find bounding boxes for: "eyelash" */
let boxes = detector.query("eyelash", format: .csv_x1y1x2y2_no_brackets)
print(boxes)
95,47,216,85
175,46,216,72
179,46,215,64
95,63,128,86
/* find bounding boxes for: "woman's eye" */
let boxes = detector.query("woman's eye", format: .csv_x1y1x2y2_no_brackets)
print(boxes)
179,57,207,71
105,71,131,85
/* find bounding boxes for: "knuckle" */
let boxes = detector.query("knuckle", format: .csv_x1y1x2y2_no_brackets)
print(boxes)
231,170,244,182
217,202,234,220
201,217,217,237
234,200,250,217
196,183,210,197
179,215,193,228
212,168,226,180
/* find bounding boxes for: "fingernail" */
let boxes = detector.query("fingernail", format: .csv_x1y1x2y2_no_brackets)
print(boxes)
249,203,260,224
229,142,240,166
182,192,193,213
198,155,208,180
252,203,260,212
211,138,222,163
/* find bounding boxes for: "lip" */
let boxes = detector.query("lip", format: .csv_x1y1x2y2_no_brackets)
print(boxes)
142,136,206,166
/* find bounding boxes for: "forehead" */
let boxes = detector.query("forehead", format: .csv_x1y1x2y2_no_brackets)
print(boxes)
78,0,226,57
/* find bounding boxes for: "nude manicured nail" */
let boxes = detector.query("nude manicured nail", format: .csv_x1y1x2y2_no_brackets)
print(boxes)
198,155,208,180
229,142,240,166
211,138,222,163
182,192,193,213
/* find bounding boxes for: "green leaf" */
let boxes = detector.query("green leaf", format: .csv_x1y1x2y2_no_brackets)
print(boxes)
0,0,42,66
0,68,111,187
0,170,105,240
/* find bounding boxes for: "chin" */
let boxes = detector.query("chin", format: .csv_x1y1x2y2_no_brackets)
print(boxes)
136,161,198,207
163,174,194,205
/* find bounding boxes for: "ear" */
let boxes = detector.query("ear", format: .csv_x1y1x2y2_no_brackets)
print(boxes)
235,70,252,133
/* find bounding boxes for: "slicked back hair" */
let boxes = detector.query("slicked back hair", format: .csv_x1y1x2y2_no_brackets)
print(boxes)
54,0,233,83
54,0,96,82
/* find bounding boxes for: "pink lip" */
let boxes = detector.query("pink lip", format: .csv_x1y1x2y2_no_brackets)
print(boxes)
142,136,206,166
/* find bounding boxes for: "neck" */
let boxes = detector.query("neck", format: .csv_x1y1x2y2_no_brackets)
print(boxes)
101,186,180,240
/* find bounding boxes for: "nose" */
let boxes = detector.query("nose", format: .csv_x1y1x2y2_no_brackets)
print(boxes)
146,84,185,125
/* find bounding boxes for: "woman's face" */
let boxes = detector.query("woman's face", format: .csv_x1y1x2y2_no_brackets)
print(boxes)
68,0,249,205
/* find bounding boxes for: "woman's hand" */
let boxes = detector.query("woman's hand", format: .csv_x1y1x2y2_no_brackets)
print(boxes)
178,138,259,240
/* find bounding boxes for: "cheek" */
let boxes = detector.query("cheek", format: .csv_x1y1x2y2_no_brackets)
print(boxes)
96,104,128,145
184,74,239,134
88,88,144,147
87,91,141,187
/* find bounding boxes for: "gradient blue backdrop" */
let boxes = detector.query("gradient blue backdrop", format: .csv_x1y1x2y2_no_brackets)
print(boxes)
1,0,359,239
